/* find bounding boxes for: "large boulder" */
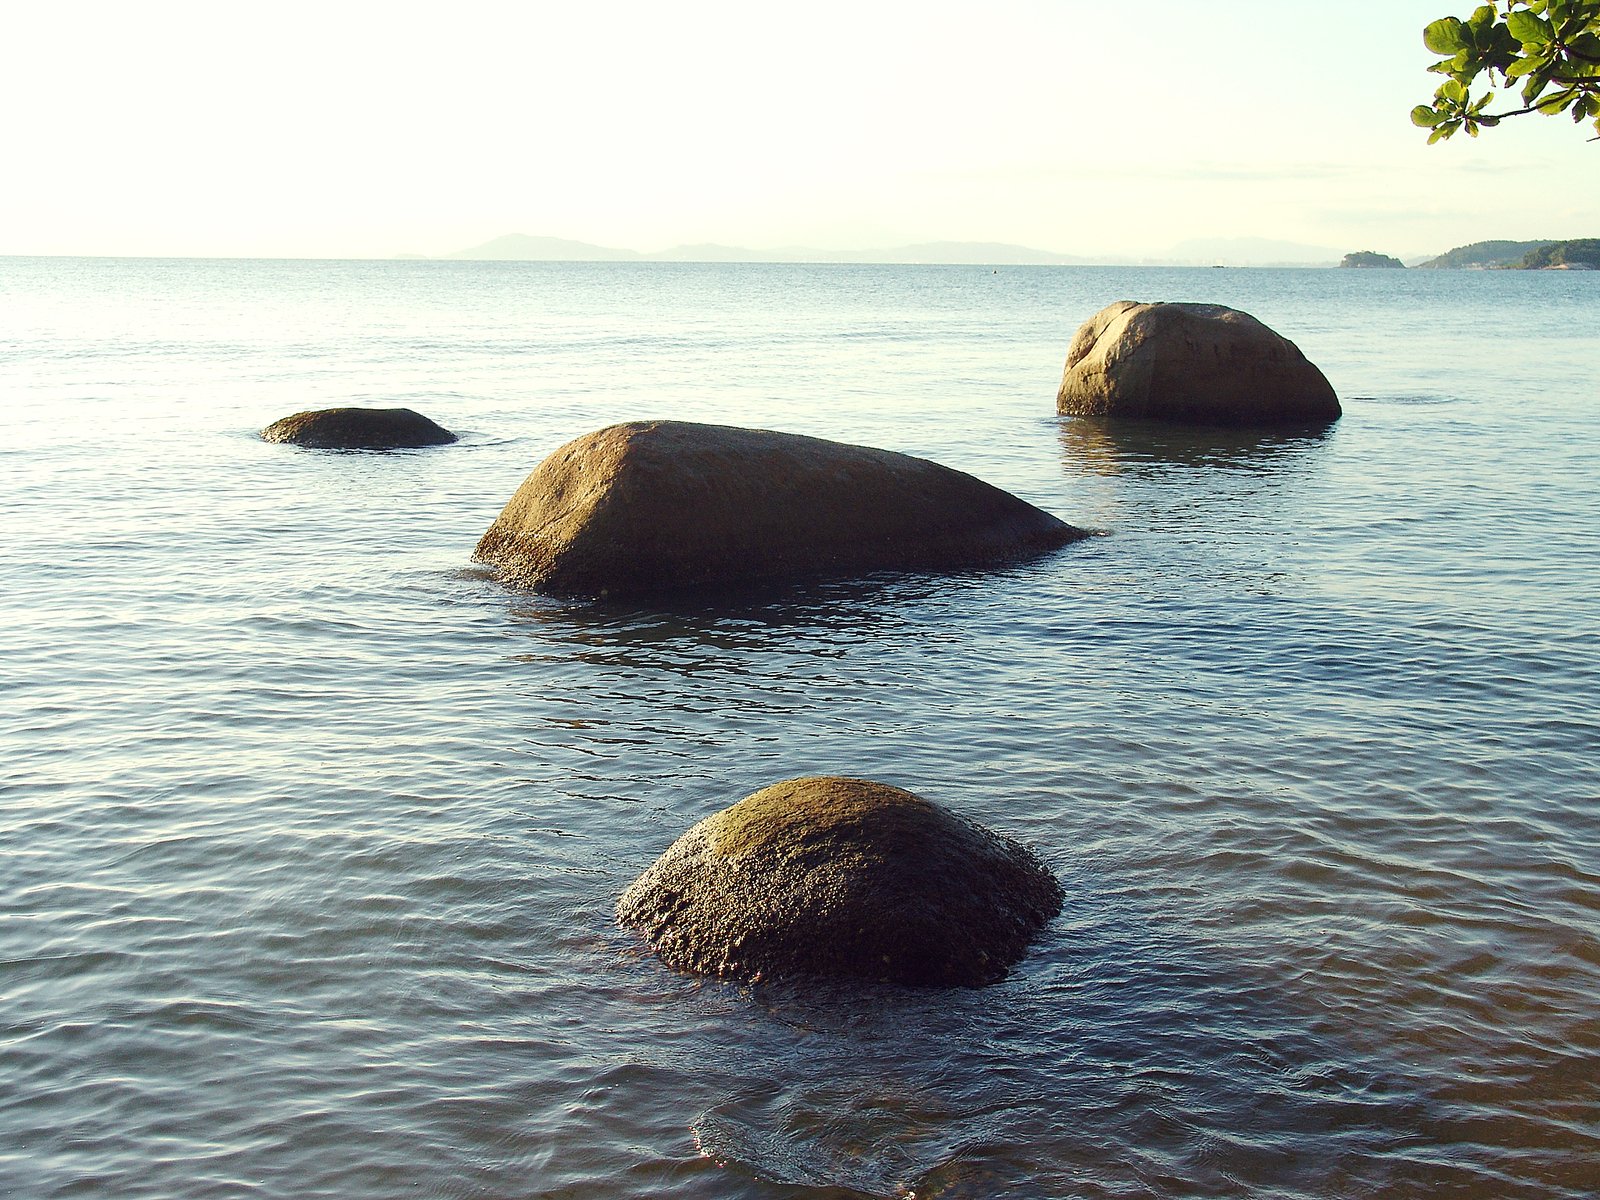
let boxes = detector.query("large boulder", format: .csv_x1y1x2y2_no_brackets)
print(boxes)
617,776,1062,987
473,420,1087,599
260,407,458,449
1057,301,1340,426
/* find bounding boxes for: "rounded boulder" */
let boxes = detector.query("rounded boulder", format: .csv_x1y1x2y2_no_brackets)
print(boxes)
473,420,1087,599
617,776,1063,988
1057,301,1340,426
260,407,458,449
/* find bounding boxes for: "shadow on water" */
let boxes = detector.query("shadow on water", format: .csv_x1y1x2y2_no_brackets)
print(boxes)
488,555,1078,677
1058,415,1337,478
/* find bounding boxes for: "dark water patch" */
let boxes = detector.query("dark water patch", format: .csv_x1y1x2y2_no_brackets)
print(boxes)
1059,416,1337,477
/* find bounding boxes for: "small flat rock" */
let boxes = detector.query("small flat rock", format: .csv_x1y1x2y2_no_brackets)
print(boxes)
1057,301,1340,426
617,776,1063,988
259,407,458,449
473,420,1087,599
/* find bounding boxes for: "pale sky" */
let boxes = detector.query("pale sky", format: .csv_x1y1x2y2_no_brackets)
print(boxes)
4,0,1597,260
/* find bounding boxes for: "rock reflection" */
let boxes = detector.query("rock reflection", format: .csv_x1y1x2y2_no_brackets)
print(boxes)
495,570,1012,678
1059,416,1336,478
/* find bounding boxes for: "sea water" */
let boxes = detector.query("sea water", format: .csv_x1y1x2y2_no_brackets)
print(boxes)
1,257,1596,1198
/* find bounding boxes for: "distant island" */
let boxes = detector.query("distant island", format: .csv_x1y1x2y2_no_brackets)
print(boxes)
1520,239,1599,270
1413,239,1551,269
1340,251,1406,269
1410,238,1599,270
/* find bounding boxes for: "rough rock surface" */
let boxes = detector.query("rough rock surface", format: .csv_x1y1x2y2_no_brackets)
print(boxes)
260,407,458,449
1056,301,1340,426
474,420,1087,599
617,776,1063,988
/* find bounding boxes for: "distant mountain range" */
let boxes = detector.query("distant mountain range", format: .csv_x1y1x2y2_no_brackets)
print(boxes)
1160,237,1342,266
439,233,1101,265
430,233,1349,267
446,234,639,261
413,232,1598,269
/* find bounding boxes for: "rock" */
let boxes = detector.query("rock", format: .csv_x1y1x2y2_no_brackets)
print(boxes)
1056,301,1340,426
260,407,458,449
474,420,1087,599
617,776,1062,987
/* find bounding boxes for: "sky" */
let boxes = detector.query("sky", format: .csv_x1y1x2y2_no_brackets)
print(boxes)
3,0,1597,261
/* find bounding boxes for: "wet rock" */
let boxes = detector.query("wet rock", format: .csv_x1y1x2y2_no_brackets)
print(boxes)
259,407,458,449
473,420,1086,599
617,776,1063,988
1057,301,1340,426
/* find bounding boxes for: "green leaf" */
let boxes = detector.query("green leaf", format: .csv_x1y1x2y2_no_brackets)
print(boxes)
1507,10,1555,43
1424,17,1470,54
1484,31,1522,72
1467,4,1498,44
1418,0,1600,144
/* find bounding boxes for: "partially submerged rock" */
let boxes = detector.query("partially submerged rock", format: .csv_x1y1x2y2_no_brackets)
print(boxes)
1057,301,1340,426
260,407,458,449
617,776,1063,988
474,420,1087,599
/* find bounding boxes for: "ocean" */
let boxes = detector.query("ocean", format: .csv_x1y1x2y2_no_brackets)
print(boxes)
1,256,1596,1199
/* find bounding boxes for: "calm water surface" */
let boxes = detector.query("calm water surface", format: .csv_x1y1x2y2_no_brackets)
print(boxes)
1,258,1596,1198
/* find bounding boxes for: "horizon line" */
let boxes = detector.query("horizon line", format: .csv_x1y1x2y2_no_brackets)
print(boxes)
0,251,1352,268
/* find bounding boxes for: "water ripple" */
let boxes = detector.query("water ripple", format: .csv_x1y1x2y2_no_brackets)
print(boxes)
2,259,1597,1198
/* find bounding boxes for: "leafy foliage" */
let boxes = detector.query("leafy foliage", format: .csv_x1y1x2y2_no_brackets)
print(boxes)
1414,2,1600,140
1520,237,1600,265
